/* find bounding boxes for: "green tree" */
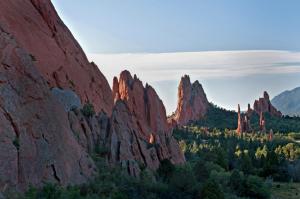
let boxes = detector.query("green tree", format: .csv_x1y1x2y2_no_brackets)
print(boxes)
200,179,225,199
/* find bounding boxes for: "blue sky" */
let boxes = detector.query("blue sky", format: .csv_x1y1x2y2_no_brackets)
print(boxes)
52,0,300,114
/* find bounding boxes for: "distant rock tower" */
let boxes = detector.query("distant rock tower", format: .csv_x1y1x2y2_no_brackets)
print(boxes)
259,112,266,133
237,104,251,135
269,129,274,141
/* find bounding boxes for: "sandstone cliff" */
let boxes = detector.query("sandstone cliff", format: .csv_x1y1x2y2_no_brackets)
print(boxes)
0,25,96,191
0,0,186,192
110,71,185,174
171,75,209,126
0,0,113,114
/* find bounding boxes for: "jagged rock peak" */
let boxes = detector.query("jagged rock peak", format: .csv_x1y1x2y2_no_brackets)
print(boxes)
108,71,185,174
236,104,251,134
171,74,209,126
0,0,113,114
112,70,169,134
253,91,282,117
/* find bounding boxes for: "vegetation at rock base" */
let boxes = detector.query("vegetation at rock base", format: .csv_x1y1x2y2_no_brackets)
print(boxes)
193,104,300,133
11,127,297,199
5,123,298,199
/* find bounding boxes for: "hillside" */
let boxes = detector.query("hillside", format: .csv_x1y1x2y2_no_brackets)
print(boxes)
271,87,300,116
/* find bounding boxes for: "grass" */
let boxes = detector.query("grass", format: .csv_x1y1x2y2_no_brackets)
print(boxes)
271,182,300,199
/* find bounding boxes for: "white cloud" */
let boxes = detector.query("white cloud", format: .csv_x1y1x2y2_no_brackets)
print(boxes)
88,50,300,86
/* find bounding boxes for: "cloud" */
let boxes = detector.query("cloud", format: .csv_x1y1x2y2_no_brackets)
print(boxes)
88,50,300,85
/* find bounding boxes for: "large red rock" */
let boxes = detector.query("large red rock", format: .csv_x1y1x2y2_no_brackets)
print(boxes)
0,25,96,191
0,0,113,114
253,91,282,117
171,75,209,126
110,71,185,173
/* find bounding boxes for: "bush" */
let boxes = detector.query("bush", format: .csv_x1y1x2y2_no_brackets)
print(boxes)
81,102,95,117
200,179,225,199
157,159,175,182
243,175,271,199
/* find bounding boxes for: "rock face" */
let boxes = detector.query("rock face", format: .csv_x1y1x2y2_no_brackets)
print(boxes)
0,0,186,191
110,71,185,175
0,26,96,191
51,88,81,112
253,91,282,117
0,0,113,114
236,91,281,133
171,75,209,126
236,104,251,135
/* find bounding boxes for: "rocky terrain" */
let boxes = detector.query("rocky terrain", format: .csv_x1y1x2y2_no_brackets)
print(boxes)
253,91,282,117
170,75,209,126
271,87,300,116
236,91,281,134
0,0,113,114
0,0,185,192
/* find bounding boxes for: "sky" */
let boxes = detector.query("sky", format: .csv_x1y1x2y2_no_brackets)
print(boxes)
52,0,300,114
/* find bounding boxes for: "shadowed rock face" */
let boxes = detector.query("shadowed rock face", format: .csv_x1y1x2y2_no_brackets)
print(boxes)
0,25,96,191
0,0,113,114
171,75,209,126
253,91,282,117
0,0,186,191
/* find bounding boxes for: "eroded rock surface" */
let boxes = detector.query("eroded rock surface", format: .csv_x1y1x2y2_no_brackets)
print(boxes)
109,71,185,174
171,75,209,126
253,91,282,117
0,26,96,191
0,0,113,114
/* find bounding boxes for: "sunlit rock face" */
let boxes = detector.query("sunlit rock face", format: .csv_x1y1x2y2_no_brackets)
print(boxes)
236,104,251,135
253,91,282,117
0,0,186,191
171,75,209,126
109,71,185,175
0,0,113,114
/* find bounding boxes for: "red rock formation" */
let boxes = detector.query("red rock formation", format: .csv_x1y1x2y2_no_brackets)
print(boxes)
0,26,96,191
110,71,185,173
253,91,282,117
259,112,266,132
269,129,274,141
236,104,251,135
171,75,209,126
0,0,113,114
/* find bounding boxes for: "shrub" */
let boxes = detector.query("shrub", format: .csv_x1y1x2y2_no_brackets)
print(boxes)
81,102,95,117
243,175,271,199
200,179,225,199
157,159,175,182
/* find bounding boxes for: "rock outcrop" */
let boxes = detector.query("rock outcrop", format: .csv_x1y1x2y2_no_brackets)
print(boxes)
0,26,96,191
236,91,281,133
0,0,186,192
171,75,209,126
253,91,282,117
259,112,266,132
236,104,251,135
110,71,185,175
0,0,113,114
